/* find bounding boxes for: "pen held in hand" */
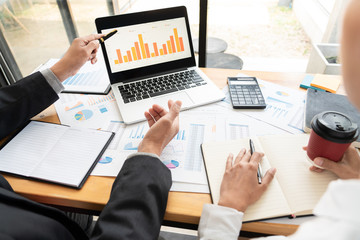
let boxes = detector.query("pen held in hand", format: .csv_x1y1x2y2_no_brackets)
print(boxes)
99,29,117,43
249,139,263,184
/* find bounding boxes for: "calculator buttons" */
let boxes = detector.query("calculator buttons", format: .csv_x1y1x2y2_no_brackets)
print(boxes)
228,77,266,109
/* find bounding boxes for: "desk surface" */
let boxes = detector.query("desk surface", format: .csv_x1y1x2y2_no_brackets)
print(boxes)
2,69,345,236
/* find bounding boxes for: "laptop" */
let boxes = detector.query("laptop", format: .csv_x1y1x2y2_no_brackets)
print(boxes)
96,6,225,124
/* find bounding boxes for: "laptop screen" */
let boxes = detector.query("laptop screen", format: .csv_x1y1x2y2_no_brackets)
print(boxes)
102,17,192,74
96,6,196,84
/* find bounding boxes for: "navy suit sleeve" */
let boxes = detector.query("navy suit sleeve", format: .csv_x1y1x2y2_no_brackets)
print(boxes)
0,72,59,139
91,155,172,240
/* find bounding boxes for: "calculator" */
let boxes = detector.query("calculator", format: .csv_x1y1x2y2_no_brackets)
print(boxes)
228,77,266,109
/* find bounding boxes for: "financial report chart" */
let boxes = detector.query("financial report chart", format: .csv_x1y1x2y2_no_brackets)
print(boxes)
228,123,250,139
62,68,106,86
175,130,186,141
114,28,185,65
106,120,125,150
103,17,192,72
184,124,205,172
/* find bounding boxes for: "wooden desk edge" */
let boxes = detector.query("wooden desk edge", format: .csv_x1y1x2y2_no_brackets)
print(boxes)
242,222,299,236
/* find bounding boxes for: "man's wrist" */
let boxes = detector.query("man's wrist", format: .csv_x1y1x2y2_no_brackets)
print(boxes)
138,140,162,156
50,60,73,82
218,198,247,212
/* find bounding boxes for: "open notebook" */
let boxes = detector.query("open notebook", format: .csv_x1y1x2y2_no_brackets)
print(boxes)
201,134,338,222
0,121,114,188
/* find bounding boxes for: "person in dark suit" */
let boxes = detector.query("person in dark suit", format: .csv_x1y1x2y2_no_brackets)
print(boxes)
0,33,182,240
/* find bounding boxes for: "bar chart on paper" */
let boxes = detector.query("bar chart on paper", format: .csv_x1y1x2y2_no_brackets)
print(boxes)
104,17,192,72
121,123,149,151
38,59,110,94
62,67,107,87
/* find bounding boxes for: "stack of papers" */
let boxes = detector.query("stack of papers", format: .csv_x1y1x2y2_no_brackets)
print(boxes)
52,73,306,193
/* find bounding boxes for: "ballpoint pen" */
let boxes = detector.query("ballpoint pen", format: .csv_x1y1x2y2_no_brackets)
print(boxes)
99,29,118,43
249,139,262,184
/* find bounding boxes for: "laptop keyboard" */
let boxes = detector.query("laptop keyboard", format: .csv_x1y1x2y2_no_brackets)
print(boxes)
118,70,207,103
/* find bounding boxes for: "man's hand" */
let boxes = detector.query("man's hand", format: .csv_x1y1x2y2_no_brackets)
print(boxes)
218,149,276,212
307,146,360,179
138,100,182,156
50,34,104,82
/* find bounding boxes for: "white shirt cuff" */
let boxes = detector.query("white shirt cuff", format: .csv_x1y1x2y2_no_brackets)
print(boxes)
198,204,243,240
40,68,65,94
126,152,160,160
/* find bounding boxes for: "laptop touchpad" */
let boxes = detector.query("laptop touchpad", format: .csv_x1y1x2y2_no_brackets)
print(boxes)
152,92,194,108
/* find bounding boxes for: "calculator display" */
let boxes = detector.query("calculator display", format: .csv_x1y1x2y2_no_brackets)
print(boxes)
229,80,256,85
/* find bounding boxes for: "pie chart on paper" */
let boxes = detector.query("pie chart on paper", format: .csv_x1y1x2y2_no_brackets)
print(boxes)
99,156,113,164
163,160,180,169
74,109,93,121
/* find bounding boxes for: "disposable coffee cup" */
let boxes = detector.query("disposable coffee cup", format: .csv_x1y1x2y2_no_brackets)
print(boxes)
307,111,358,167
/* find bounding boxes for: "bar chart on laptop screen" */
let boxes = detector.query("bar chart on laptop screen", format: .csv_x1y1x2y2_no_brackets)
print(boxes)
103,17,192,73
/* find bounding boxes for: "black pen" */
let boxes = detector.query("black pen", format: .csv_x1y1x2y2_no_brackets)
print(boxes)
99,29,117,43
249,139,262,184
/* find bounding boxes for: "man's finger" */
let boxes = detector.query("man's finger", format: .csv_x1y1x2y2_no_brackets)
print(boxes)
168,100,182,121
91,57,98,64
149,108,161,121
168,100,174,110
91,47,98,56
83,33,104,42
86,40,99,54
240,150,251,163
314,157,339,174
153,104,167,117
249,152,264,166
261,168,276,188
309,165,324,173
226,153,233,170
89,52,97,61
234,148,246,165
144,111,155,127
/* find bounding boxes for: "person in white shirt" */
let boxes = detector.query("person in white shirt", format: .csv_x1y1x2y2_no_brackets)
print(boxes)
198,1,360,239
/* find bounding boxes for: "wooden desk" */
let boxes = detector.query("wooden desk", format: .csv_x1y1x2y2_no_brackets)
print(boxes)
2,69,345,236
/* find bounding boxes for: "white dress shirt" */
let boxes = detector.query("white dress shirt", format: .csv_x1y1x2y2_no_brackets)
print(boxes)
198,179,360,240
40,68,65,94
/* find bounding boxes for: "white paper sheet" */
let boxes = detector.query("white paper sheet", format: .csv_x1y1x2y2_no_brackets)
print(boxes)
37,52,110,94
54,91,123,130
217,73,306,134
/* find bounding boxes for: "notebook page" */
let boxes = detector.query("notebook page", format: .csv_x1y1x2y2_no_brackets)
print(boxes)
202,138,291,222
30,127,112,187
0,122,67,176
259,134,338,214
